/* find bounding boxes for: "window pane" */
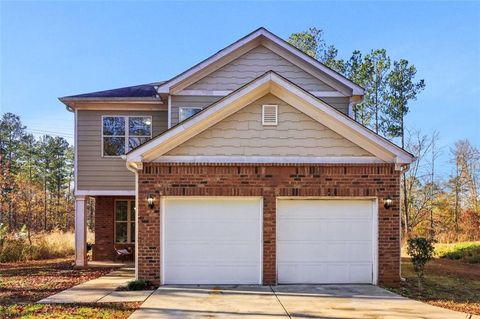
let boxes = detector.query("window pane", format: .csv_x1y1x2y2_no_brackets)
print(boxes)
130,222,135,243
179,108,202,122
103,117,125,136
128,137,149,151
129,117,152,136
115,222,128,243
130,201,135,220
115,201,128,221
104,137,125,156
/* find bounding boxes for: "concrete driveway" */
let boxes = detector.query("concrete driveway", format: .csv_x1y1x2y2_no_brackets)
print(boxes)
129,285,476,319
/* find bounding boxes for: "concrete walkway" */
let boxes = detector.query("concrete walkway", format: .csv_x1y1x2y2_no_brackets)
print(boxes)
129,285,478,319
38,267,152,304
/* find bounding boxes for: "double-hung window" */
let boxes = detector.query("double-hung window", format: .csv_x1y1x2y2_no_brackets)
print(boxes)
115,200,135,243
102,116,152,156
179,107,202,122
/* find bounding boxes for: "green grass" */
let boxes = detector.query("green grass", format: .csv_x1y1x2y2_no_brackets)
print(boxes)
435,241,480,263
0,303,140,319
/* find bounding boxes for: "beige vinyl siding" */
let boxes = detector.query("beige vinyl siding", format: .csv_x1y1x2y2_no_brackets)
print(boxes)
170,95,222,126
166,94,371,157
186,45,338,93
77,109,167,191
321,97,350,115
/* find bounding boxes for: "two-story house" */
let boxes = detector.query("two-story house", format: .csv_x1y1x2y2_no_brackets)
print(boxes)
60,28,414,287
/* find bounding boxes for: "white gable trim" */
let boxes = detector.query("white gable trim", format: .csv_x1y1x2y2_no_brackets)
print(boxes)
127,72,413,165
153,156,384,164
156,28,363,96
176,89,347,98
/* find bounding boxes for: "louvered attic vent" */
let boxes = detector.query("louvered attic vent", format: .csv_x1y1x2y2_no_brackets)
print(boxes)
262,104,278,126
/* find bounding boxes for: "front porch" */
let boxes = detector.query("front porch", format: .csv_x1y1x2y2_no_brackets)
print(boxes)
74,195,136,268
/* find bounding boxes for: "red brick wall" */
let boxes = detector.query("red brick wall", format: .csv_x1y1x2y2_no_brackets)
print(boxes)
137,163,401,286
93,196,135,261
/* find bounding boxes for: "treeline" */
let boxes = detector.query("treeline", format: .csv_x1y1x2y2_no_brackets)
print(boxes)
0,113,74,233
288,27,479,241
288,27,425,147
405,131,479,242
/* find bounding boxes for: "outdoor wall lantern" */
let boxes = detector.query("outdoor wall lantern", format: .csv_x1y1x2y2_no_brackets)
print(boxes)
384,196,393,209
147,194,155,209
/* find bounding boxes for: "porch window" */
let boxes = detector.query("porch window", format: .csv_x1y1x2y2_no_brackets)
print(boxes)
115,200,135,243
102,116,152,156
179,107,202,122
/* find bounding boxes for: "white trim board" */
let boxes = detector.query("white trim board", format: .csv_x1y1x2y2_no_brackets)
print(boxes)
153,156,385,164
75,190,135,196
156,28,363,96
127,71,414,165
176,89,347,98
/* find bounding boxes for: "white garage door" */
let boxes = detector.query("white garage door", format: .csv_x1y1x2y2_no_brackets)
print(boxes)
277,199,376,284
162,197,262,284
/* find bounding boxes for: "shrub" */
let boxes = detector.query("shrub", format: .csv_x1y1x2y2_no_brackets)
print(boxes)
407,237,436,287
436,242,480,263
127,279,151,291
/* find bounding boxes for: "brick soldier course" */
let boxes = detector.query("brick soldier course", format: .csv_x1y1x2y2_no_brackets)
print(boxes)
136,163,401,287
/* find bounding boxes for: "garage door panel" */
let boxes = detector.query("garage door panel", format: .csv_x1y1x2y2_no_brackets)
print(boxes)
323,220,372,241
277,221,326,241
164,265,259,285
166,219,260,240
163,197,262,284
278,200,373,219
165,242,260,263
277,242,329,262
277,199,375,284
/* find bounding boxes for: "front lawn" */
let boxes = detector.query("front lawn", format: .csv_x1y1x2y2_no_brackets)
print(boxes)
0,303,141,319
0,258,140,319
390,257,480,315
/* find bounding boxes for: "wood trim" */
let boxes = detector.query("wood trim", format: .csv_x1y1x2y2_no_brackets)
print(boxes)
75,190,135,196
152,156,385,164
176,89,346,98
157,28,363,95
127,72,413,164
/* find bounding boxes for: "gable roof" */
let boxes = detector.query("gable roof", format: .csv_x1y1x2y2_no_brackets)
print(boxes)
155,27,364,96
126,71,413,166
59,82,164,103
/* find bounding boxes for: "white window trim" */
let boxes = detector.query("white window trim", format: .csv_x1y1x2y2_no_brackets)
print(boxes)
114,199,135,244
262,104,278,126
101,115,152,158
179,106,202,123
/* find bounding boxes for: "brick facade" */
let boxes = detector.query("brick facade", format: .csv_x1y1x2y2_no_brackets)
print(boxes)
93,196,135,261
136,163,401,287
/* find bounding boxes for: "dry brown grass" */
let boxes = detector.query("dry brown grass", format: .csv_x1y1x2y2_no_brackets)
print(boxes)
389,257,480,315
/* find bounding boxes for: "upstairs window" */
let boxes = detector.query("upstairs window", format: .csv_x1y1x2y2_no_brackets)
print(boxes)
179,107,202,122
102,116,152,157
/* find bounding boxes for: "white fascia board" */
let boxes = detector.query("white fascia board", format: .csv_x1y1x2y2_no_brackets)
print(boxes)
129,71,413,165
176,89,346,98
156,28,363,96
127,73,272,162
153,156,385,164
267,74,413,163
75,190,136,196
156,29,264,94
261,32,364,95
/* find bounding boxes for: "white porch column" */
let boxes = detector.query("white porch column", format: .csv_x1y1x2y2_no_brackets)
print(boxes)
75,196,87,267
